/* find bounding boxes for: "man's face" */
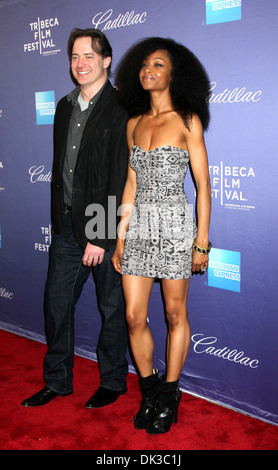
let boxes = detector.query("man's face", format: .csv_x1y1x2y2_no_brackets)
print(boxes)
71,36,111,93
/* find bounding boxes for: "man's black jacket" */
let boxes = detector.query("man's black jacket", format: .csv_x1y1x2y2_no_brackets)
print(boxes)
51,81,129,249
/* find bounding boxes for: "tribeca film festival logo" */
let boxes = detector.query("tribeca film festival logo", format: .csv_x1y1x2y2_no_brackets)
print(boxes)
191,334,259,369
24,17,61,56
208,247,240,293
34,225,52,253
209,161,256,211
92,8,147,30
35,91,55,125
206,0,241,25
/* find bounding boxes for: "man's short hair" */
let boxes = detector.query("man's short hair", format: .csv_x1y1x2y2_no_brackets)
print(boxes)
68,28,112,75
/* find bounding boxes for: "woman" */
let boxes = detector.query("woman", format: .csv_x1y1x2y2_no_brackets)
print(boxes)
112,37,211,434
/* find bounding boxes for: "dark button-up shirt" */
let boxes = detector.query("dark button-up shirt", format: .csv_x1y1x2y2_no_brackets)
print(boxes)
63,83,106,205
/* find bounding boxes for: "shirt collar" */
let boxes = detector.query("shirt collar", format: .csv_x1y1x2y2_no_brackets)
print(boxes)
67,80,108,108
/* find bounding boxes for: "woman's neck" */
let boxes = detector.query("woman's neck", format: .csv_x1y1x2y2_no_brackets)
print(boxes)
149,90,173,116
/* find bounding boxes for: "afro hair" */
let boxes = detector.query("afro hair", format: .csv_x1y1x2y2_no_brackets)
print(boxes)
115,37,210,131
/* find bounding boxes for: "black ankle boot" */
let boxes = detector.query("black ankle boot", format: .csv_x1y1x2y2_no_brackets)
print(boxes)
133,369,159,430
146,376,181,435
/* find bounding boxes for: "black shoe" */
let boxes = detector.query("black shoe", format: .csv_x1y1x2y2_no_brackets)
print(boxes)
133,369,159,430
133,396,157,430
146,389,181,434
85,386,127,408
21,386,68,407
146,376,181,435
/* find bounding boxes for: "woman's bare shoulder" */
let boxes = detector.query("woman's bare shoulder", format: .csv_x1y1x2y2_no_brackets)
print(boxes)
127,115,142,129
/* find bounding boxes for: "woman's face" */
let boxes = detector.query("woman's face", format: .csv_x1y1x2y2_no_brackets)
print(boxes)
139,49,172,92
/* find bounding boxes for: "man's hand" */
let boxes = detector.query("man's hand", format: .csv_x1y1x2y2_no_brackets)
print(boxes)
83,243,105,267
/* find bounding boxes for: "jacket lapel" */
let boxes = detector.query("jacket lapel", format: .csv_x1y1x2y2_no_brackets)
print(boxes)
78,81,112,152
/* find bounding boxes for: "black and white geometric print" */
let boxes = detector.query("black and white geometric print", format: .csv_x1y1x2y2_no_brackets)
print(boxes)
121,146,197,279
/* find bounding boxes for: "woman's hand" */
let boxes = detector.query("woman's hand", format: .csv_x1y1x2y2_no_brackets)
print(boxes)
192,251,209,274
111,243,125,273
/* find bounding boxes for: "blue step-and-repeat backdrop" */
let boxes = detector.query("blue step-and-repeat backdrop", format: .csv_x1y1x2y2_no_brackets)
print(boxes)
0,0,277,425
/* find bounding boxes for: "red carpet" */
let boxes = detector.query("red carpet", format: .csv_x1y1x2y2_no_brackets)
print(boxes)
0,329,277,451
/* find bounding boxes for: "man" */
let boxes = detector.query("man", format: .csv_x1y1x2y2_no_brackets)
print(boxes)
22,28,129,408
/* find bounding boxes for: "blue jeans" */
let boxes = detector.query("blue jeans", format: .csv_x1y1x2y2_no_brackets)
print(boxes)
43,211,128,395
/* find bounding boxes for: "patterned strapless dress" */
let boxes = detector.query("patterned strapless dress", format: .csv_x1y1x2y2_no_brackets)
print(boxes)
121,145,197,279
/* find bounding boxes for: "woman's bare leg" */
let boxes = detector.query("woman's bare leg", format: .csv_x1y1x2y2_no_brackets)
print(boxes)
161,278,191,382
122,274,155,377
